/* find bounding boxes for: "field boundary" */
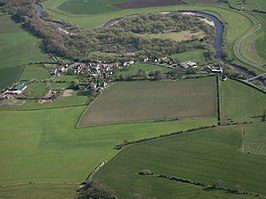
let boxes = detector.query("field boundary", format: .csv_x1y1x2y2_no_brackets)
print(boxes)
0,181,80,188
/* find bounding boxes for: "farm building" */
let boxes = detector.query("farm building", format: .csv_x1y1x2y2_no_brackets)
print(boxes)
206,65,223,73
7,83,27,95
181,61,197,68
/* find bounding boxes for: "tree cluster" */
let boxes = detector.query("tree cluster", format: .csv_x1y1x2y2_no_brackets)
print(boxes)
76,180,116,199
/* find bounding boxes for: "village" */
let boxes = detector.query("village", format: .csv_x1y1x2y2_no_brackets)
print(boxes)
0,58,224,105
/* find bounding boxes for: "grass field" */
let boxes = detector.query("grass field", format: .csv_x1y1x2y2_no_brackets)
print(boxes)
58,0,126,15
19,64,51,81
27,83,47,99
170,49,206,65
0,107,216,186
95,123,266,198
245,122,266,156
220,79,266,123
115,63,172,76
137,30,205,42
251,12,266,62
0,184,78,199
229,0,266,11
0,15,50,89
0,66,25,90
78,77,217,127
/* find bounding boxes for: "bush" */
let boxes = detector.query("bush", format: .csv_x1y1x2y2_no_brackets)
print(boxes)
138,169,153,176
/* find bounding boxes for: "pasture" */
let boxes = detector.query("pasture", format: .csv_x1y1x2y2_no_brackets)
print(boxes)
95,123,266,198
0,15,50,89
0,184,78,199
245,122,266,156
0,66,24,90
115,63,172,76
78,77,217,127
0,107,216,185
19,64,51,81
170,49,206,65
228,0,266,11
27,83,47,99
137,30,205,42
57,0,126,15
220,79,266,123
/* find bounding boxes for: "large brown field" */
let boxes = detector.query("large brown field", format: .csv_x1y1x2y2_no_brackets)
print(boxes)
78,77,217,127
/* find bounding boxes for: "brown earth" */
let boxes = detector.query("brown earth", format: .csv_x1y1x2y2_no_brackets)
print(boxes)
114,0,185,9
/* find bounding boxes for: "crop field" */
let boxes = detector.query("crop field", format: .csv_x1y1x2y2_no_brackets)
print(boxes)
95,123,266,198
220,79,266,123
170,49,206,65
78,77,217,127
0,107,216,185
115,63,172,76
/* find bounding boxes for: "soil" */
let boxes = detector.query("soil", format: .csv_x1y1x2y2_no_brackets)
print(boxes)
63,89,74,97
114,0,185,9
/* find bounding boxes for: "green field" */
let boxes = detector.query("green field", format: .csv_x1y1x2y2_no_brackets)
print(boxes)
78,77,217,127
252,12,266,62
115,63,172,77
220,79,266,123
27,83,48,99
95,123,266,198
0,184,78,199
0,15,50,89
245,122,266,156
20,64,51,81
0,66,25,90
229,0,266,11
170,49,206,65
57,0,126,15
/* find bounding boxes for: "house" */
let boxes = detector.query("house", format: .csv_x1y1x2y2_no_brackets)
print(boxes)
181,61,197,69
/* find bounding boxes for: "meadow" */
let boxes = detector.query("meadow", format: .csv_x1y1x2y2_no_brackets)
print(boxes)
137,30,205,42
57,0,126,15
19,64,51,81
95,123,266,198
0,66,25,90
228,0,266,11
0,106,216,185
220,79,266,123
0,15,50,89
170,49,206,65
115,63,172,76
78,77,217,127
246,122,266,156
0,184,78,199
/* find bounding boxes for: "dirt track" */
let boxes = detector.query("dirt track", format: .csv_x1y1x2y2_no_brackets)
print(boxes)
114,0,185,9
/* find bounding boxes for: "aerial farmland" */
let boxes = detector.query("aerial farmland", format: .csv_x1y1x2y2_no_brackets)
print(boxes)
0,0,265,198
